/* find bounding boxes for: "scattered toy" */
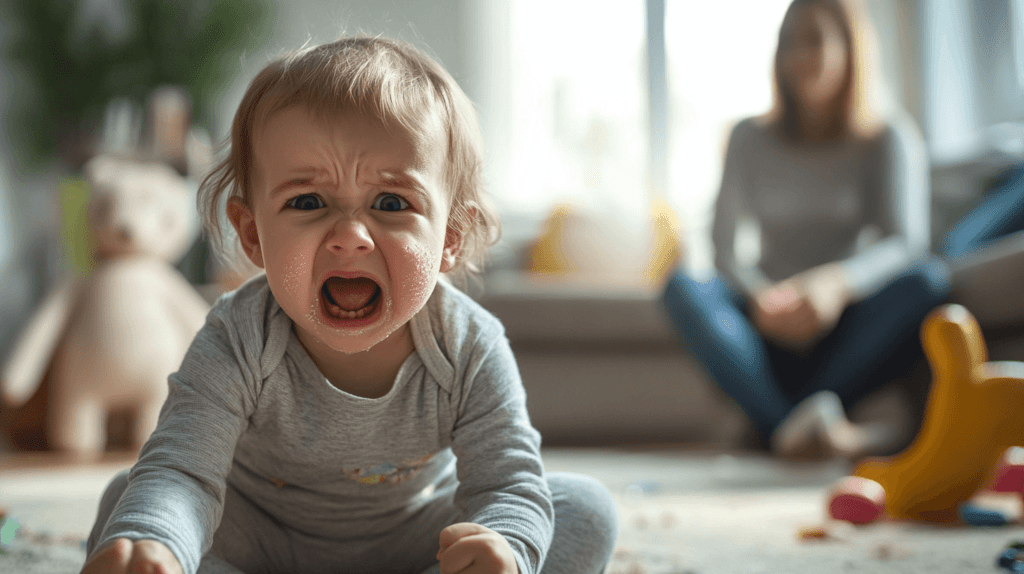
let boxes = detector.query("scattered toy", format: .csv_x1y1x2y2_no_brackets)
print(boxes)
829,476,886,524
828,305,1024,524
796,525,829,541
0,154,210,457
998,548,1020,569
958,503,1009,526
991,447,1024,493
996,542,1024,572
0,516,18,545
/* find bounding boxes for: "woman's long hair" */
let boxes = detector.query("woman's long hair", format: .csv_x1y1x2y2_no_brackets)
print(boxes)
762,0,885,141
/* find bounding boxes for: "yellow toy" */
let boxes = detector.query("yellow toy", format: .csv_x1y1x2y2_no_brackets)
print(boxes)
528,203,574,275
641,198,684,285
829,304,1024,523
527,199,684,284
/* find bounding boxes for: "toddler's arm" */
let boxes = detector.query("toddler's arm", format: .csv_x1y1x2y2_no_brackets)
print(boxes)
89,309,259,574
449,334,554,574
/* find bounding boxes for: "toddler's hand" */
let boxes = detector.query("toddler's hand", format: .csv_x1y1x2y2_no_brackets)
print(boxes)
437,522,519,574
80,538,184,574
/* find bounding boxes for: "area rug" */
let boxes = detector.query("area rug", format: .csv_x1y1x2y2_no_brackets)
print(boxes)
3,448,1023,574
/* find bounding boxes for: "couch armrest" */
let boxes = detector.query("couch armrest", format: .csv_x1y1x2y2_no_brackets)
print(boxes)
950,231,1024,329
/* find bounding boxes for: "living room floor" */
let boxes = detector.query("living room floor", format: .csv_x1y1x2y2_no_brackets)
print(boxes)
2,447,1022,574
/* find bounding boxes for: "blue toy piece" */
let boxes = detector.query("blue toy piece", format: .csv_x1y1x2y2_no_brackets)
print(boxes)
958,503,1008,526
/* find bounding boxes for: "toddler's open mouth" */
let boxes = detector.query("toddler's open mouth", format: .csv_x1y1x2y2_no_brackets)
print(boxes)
321,277,382,321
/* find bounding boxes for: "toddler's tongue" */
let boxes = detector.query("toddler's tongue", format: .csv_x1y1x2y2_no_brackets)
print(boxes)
323,277,378,311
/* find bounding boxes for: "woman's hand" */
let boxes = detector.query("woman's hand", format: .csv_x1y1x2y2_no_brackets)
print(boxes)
80,538,184,574
437,523,519,574
752,282,818,346
753,263,851,347
796,263,851,335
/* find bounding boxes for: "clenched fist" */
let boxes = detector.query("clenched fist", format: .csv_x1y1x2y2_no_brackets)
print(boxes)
80,538,184,574
436,522,519,574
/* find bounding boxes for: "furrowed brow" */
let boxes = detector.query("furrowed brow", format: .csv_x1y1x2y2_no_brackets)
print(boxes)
378,172,425,190
270,174,318,197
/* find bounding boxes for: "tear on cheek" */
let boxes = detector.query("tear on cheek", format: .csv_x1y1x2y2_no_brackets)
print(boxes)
281,256,310,295
401,242,438,298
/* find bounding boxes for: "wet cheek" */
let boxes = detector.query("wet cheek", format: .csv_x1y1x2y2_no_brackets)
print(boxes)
398,241,439,305
276,250,314,305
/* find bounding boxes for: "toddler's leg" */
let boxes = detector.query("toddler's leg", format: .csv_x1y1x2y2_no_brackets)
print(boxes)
85,470,245,574
541,472,618,574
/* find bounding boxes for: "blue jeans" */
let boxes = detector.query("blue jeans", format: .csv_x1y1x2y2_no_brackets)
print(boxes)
661,259,950,444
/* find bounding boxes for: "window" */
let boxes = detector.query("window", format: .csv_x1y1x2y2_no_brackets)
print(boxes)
665,0,791,272
489,0,790,275
500,1,647,221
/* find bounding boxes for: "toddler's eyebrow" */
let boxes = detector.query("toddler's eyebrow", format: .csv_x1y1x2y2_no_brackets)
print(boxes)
378,171,427,191
271,176,317,196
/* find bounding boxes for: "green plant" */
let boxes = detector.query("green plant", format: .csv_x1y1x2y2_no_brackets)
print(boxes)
2,0,271,171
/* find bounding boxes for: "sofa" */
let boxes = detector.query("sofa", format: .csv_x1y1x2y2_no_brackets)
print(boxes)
472,229,1024,449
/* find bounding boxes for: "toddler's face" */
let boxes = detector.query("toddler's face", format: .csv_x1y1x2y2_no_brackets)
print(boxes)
232,105,458,355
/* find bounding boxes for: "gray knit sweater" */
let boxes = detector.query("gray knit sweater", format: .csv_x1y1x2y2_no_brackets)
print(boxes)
712,115,930,300
94,275,553,574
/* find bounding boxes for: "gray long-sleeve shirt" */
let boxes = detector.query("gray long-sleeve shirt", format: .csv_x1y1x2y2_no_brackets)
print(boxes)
95,275,554,574
712,115,930,300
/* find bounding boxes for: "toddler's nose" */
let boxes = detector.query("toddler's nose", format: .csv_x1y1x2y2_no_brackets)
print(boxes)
327,216,373,254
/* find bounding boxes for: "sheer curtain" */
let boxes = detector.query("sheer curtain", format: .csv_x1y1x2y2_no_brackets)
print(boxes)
922,0,1024,164
486,0,648,261
663,0,791,273
486,0,793,273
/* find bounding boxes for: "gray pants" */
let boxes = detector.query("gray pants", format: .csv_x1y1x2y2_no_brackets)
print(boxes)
87,471,617,574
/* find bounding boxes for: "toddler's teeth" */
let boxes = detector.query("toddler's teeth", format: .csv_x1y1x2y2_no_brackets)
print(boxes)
326,302,372,320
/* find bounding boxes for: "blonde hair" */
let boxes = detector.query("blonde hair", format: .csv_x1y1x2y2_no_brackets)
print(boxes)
198,35,500,275
764,0,884,140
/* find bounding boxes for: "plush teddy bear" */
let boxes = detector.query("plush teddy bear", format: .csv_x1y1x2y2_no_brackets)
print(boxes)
0,154,210,458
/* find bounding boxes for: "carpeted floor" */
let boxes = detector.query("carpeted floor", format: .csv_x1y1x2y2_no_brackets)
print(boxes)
2,448,1021,573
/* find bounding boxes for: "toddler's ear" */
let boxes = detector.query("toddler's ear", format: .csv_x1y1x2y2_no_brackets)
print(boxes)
440,220,465,273
227,197,265,269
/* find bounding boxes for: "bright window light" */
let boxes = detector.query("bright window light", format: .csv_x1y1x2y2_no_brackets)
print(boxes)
499,0,790,274
503,0,647,223
1014,0,1024,89
665,0,791,271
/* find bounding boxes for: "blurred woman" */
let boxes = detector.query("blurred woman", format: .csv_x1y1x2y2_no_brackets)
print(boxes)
662,0,949,460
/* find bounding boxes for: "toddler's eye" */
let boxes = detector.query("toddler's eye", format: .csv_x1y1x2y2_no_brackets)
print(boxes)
372,193,409,212
287,194,325,211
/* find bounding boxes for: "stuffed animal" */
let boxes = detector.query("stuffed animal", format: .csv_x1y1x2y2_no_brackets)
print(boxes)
828,304,1024,524
0,154,210,458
